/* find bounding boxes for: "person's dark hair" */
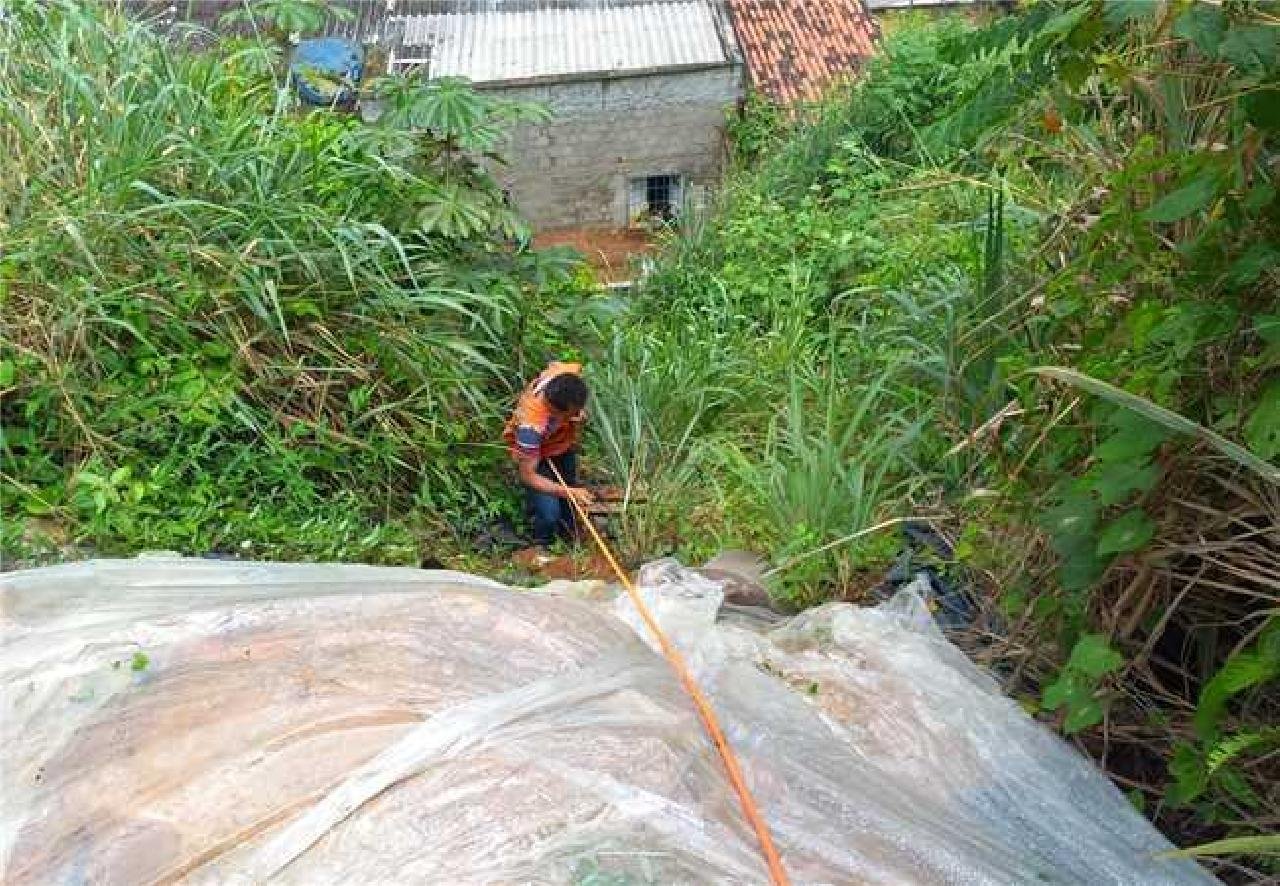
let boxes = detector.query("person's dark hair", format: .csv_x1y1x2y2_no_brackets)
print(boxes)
544,373,588,411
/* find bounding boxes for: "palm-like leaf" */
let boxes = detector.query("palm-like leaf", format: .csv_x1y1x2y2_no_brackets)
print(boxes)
416,182,494,239
372,75,550,150
375,76,485,140
219,0,352,36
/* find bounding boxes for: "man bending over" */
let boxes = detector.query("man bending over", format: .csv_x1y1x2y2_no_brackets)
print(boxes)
502,361,594,546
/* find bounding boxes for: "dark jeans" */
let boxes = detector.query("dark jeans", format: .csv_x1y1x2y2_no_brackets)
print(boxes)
526,451,577,545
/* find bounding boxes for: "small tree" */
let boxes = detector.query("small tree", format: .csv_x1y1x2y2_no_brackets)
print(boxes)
219,0,354,45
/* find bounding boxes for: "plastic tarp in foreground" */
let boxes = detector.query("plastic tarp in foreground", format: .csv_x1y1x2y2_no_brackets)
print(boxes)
1,558,1215,884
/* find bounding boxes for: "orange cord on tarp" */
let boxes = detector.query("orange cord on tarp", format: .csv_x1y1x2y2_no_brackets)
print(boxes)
546,462,792,886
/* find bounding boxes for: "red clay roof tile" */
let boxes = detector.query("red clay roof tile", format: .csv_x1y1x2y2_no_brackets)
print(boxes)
726,0,879,103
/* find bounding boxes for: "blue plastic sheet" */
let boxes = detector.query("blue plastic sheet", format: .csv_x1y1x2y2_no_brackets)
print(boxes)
290,38,362,106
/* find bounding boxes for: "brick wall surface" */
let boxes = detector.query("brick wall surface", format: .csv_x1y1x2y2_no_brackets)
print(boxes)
487,66,742,229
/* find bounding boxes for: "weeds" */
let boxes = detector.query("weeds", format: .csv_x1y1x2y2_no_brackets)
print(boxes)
1,0,1276,874
618,1,1278,875
0,1,588,561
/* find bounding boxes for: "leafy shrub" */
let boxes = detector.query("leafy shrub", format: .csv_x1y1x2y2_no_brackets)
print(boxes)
0,0,583,560
618,2,1279,871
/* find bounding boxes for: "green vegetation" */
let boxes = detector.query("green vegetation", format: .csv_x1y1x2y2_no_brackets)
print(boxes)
598,2,1278,876
1,0,591,563
1,0,1277,877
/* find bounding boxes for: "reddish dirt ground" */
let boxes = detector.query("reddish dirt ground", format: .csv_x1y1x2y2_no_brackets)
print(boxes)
511,547,618,582
532,228,654,283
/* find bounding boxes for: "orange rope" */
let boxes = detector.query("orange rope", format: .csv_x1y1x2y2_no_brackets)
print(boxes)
546,463,791,886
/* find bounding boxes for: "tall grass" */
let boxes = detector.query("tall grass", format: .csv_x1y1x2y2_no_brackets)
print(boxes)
718,362,932,600
584,316,765,559
0,1,579,557
586,316,933,589
622,4,1279,874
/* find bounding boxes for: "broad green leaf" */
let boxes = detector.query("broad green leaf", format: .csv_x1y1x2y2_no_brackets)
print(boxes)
0,359,14,387
1125,300,1164,349
1206,730,1277,775
1043,673,1091,711
251,0,354,32
1060,549,1110,592
23,497,53,516
1095,413,1168,462
1219,25,1279,73
1063,698,1105,733
1029,367,1280,484
1041,3,1092,39
1041,495,1099,541
1244,83,1280,133
1091,431,1156,464
1082,461,1160,507
1256,314,1280,349
1042,675,1074,710
1167,742,1208,805
417,77,487,138
1103,1,1152,27
1243,181,1277,213
1142,174,1219,223
284,299,323,319
1046,505,1110,592
1217,767,1259,805
1173,4,1227,56
1059,54,1093,89
1228,242,1280,287
1158,835,1280,860
375,75,489,137
1067,633,1125,678
1096,509,1156,555
1033,594,1062,623
417,183,493,239
75,471,106,491
1244,380,1280,460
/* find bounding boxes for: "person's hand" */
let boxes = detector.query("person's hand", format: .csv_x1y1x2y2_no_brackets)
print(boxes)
566,487,595,508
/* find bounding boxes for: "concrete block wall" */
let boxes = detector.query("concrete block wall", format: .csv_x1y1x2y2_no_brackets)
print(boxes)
486,66,742,230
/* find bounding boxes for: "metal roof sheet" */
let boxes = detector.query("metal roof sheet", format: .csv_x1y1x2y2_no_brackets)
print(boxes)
395,2,730,84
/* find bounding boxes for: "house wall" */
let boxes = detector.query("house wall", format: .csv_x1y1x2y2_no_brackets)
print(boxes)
485,65,743,230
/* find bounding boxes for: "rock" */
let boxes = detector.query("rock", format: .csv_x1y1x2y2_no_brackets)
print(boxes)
698,550,776,610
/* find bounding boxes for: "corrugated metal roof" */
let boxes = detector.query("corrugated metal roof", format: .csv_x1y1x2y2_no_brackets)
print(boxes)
394,2,731,84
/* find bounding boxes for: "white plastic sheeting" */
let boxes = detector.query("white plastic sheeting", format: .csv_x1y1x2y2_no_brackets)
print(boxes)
1,557,1215,884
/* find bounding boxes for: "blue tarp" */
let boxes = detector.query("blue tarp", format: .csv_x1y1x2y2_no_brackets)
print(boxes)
290,38,363,106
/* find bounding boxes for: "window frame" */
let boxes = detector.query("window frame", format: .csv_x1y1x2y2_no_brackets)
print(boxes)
627,172,684,228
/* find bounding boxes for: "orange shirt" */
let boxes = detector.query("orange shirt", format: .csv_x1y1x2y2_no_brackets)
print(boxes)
502,362,584,460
